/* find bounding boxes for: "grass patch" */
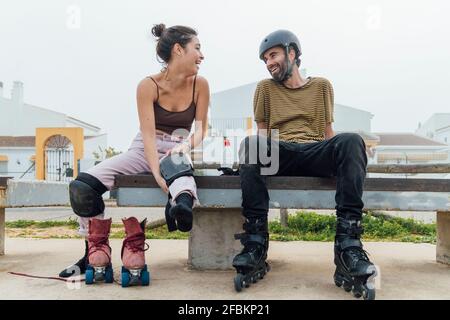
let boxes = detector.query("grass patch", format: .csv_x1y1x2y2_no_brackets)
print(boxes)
6,211,436,243
6,218,79,229
6,220,190,240
269,211,436,243
110,226,189,240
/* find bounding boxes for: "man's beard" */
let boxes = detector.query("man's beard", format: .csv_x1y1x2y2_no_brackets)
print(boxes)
270,61,289,82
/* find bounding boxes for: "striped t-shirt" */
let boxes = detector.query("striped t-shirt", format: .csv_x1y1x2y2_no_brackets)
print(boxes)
253,77,334,143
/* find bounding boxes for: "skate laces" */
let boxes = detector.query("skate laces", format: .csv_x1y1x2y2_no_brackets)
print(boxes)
88,235,111,258
123,233,149,253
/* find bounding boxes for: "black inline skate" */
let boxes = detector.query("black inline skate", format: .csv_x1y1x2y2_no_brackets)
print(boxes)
233,218,270,292
334,217,377,300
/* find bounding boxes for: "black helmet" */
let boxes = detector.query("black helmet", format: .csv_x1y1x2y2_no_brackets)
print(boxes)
259,29,302,67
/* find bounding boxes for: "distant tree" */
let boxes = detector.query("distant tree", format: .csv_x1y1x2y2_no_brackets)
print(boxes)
93,146,122,160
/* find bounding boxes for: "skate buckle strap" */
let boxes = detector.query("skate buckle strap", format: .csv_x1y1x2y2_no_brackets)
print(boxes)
349,225,364,236
337,218,364,237
243,219,268,234
234,233,266,245
337,238,363,251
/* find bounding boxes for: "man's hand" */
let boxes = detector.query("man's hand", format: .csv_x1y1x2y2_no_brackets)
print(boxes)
257,122,268,136
325,123,335,140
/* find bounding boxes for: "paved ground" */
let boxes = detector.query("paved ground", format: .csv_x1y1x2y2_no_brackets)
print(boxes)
2,204,443,300
0,238,448,300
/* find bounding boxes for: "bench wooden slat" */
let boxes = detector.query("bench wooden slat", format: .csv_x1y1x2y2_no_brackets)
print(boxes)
116,187,450,211
114,174,450,192
191,163,450,173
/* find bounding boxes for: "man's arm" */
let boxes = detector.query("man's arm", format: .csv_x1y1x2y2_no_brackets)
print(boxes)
257,122,268,136
325,122,335,140
323,78,335,140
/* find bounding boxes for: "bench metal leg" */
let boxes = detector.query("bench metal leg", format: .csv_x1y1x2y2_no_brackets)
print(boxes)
0,207,5,256
436,211,450,265
188,208,244,270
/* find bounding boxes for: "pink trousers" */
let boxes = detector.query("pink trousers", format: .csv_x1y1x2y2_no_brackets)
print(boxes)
77,131,198,236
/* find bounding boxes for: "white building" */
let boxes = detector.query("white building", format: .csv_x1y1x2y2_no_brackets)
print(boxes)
0,81,107,179
369,133,450,178
415,113,450,145
373,133,449,164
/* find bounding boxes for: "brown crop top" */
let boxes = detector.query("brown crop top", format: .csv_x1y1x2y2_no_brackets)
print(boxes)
148,76,197,137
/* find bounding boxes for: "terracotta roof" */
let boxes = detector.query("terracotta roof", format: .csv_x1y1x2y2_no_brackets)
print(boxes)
0,136,35,147
0,135,98,147
336,131,380,142
374,133,447,146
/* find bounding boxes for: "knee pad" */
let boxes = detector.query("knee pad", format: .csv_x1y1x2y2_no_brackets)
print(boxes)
160,153,194,186
69,172,108,218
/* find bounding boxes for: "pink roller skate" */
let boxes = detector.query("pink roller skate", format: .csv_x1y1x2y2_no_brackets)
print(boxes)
121,217,150,287
85,218,114,284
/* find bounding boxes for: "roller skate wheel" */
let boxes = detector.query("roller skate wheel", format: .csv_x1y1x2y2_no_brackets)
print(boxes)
333,274,343,287
105,266,114,283
363,287,376,300
343,282,352,292
141,270,150,286
259,272,264,280
85,269,94,285
234,274,245,292
352,289,362,299
121,271,130,288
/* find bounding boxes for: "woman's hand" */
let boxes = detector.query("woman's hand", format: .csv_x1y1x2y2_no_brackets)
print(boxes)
167,142,190,156
155,174,169,194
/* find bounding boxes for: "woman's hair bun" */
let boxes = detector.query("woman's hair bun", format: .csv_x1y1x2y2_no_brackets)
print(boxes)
151,23,166,38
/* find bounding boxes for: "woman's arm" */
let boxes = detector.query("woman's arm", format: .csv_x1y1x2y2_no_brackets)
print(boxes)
136,78,168,193
190,76,210,149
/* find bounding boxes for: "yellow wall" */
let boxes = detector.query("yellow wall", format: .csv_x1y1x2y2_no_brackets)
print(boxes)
35,128,84,180
246,117,253,135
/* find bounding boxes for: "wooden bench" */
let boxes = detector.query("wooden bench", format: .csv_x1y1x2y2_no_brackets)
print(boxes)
114,164,450,270
1,164,449,270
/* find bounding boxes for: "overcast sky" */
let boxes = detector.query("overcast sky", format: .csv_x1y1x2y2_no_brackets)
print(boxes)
1,0,449,151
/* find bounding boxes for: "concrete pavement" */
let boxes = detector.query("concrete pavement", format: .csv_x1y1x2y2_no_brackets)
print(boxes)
0,238,449,300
